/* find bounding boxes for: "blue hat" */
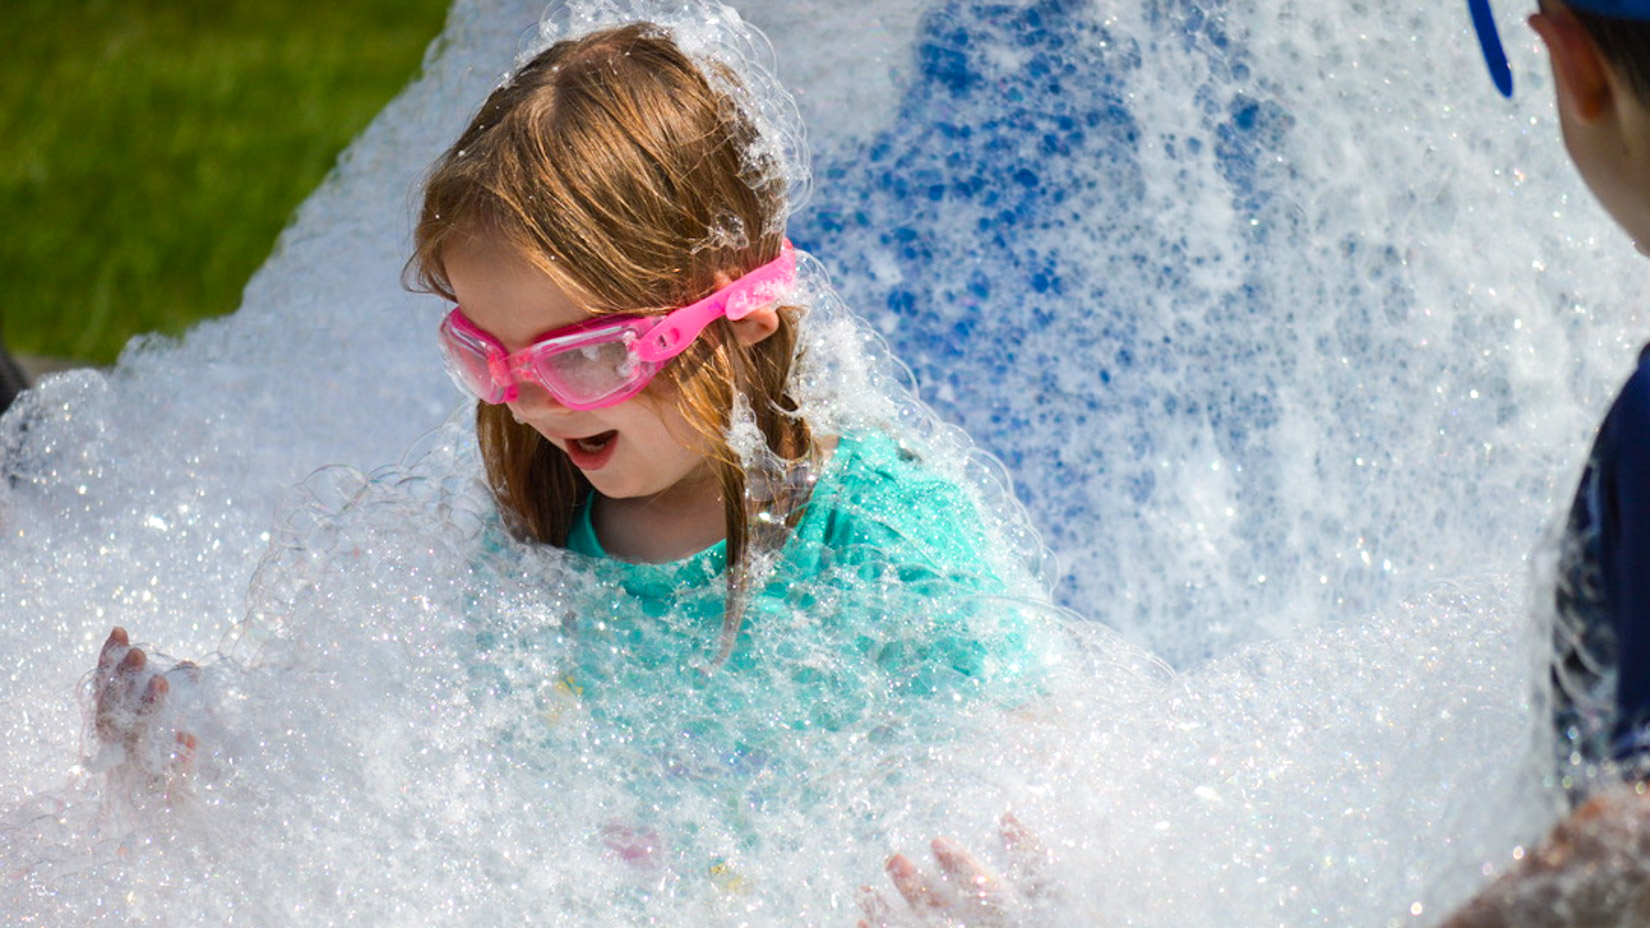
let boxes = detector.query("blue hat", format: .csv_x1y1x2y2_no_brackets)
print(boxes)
1470,0,1650,97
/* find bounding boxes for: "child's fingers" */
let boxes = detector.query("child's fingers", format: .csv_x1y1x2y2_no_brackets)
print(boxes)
168,731,198,787
95,647,148,741
999,813,1035,853
97,627,129,671
111,645,147,700
887,852,951,914
856,884,900,927
998,813,1052,898
91,631,125,726
124,668,168,755
932,836,1016,925
140,673,169,713
116,646,147,686
931,836,1004,898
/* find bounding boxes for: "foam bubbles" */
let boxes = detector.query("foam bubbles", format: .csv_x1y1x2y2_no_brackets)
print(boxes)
4,0,1649,925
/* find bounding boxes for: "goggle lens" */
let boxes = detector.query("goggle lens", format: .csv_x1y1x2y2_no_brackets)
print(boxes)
532,335,648,408
438,316,507,403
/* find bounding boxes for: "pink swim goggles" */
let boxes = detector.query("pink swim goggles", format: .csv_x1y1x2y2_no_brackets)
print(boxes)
438,242,796,411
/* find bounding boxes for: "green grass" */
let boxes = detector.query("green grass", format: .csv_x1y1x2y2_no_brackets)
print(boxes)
0,0,451,365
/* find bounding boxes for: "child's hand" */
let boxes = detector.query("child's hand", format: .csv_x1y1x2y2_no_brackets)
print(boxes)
90,626,198,795
1441,783,1650,928
857,814,1054,927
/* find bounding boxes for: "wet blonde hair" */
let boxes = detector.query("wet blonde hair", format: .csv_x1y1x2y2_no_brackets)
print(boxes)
409,23,813,643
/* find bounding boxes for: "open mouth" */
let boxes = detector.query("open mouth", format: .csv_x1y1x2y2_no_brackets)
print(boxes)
562,429,619,470
573,431,616,455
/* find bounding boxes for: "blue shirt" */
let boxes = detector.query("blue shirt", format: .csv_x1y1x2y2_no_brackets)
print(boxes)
1552,346,1650,792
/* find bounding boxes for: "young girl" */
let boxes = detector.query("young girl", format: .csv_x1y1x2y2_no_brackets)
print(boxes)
408,19,1058,700
91,12,1067,915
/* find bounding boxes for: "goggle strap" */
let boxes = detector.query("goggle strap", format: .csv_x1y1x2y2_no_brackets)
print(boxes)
634,241,797,364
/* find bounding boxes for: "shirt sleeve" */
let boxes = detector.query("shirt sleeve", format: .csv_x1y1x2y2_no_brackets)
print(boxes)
804,434,1067,709
1604,355,1650,766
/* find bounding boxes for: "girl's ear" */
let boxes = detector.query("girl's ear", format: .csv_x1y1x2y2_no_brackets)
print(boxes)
729,305,781,346
1531,7,1615,124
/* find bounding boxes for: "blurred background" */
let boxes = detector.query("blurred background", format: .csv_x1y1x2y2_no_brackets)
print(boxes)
0,0,449,389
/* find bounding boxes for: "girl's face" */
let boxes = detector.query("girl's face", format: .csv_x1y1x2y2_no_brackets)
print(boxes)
442,238,719,509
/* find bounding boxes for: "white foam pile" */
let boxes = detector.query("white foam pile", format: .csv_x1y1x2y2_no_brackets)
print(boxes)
3,0,1649,925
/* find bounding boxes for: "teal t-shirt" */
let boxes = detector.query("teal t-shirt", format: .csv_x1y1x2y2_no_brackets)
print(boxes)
558,431,1056,731
467,431,1067,889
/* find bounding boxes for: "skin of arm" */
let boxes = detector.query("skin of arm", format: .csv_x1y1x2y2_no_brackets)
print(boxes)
1439,784,1650,928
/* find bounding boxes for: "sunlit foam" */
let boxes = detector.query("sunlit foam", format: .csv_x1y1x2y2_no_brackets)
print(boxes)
4,0,1649,924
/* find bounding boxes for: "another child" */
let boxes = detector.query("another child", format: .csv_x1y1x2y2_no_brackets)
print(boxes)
1443,1,1650,924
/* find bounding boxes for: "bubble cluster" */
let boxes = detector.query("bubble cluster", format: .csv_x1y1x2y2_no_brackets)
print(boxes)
3,0,1648,925
796,0,1644,665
